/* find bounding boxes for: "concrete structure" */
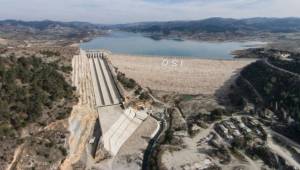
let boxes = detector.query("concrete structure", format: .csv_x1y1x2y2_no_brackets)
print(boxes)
73,50,148,156
85,50,121,107
103,107,148,155
72,52,95,108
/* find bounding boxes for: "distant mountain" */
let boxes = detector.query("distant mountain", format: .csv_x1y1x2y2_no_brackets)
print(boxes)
0,20,103,40
111,17,300,34
0,20,101,30
2,18,300,41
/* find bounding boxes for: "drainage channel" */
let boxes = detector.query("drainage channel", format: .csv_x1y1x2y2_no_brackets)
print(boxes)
90,117,102,158
142,112,167,170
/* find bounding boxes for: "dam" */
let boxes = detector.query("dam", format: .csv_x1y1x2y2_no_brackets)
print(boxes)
72,50,148,156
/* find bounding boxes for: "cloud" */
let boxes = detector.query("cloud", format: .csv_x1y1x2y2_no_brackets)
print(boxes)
0,0,299,24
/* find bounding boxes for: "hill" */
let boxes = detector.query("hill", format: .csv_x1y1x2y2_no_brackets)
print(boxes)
110,17,300,41
2,18,300,41
0,20,104,41
114,17,300,33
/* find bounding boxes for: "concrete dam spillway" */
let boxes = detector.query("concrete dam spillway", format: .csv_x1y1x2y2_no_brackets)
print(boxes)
86,51,121,107
72,50,148,158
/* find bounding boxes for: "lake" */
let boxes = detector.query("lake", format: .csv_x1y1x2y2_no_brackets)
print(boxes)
80,31,264,59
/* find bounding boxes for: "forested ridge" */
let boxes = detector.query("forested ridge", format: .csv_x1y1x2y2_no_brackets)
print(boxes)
0,54,75,136
240,59,300,121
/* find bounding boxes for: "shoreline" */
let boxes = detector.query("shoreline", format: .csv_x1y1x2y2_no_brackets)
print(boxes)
85,30,271,43
109,52,257,61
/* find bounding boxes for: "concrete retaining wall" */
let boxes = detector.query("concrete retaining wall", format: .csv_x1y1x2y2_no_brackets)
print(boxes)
103,108,143,155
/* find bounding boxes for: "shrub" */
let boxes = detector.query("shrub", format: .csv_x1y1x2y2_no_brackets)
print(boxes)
0,56,74,130
117,72,136,89
58,146,67,156
40,50,60,57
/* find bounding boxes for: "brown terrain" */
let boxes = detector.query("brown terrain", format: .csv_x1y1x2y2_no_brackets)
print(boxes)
109,54,255,95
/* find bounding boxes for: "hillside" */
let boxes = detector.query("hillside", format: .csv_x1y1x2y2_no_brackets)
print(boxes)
0,49,76,169
236,57,300,141
0,20,104,41
115,18,300,33
240,59,300,116
111,17,300,41
2,18,300,42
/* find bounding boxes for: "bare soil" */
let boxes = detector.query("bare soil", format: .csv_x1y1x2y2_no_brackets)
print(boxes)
0,38,8,45
109,54,255,95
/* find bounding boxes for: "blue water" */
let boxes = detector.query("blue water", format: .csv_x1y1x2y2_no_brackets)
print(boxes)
81,31,263,59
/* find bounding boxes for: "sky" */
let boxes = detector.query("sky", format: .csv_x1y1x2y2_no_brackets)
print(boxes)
0,0,300,24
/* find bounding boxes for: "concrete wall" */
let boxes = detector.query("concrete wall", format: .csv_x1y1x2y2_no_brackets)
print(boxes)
102,108,145,155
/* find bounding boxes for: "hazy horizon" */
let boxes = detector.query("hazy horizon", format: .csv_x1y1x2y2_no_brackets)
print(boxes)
0,0,300,24
2,16,300,25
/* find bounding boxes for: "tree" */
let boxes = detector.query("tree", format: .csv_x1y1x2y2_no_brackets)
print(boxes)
210,108,225,121
0,99,9,119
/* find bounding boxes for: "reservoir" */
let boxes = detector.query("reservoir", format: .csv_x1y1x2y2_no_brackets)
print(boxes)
81,31,264,59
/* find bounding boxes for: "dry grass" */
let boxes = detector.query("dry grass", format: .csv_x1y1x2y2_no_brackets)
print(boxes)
109,54,255,95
